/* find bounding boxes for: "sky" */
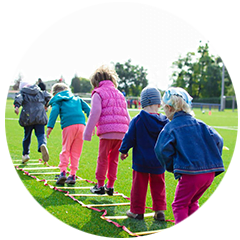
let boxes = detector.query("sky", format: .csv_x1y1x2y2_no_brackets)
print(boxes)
9,2,214,90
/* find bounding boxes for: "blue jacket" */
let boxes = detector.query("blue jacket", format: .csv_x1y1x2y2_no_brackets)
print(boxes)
119,110,169,174
47,90,91,129
154,111,224,179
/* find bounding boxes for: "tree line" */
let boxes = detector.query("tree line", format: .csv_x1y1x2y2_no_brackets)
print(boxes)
13,42,233,100
170,42,234,99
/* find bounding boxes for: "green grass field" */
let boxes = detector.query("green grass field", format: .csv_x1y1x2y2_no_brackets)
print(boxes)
5,99,238,237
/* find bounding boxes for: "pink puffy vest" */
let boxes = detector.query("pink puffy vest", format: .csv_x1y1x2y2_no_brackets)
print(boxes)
92,80,129,136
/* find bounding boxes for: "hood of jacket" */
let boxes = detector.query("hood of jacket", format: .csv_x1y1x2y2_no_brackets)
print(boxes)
20,84,41,96
139,110,169,139
49,90,73,105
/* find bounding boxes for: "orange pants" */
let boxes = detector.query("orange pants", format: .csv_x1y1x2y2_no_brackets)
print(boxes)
59,124,85,175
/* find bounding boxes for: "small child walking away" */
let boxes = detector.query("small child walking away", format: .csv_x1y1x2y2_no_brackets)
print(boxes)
83,64,130,195
119,87,169,221
154,87,225,224
47,83,90,185
14,82,51,163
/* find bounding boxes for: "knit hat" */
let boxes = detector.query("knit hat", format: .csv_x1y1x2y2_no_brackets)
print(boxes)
140,87,161,108
19,81,30,90
162,87,193,107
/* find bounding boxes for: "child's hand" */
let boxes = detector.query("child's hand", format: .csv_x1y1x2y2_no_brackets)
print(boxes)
92,128,96,136
14,107,19,115
47,128,52,138
120,153,128,161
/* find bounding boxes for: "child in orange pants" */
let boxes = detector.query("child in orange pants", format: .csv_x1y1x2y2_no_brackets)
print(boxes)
47,83,90,185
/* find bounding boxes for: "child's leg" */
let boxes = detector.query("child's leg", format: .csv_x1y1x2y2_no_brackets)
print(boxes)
96,139,111,187
34,124,47,152
23,125,34,155
149,173,167,211
130,170,149,214
172,173,215,224
106,139,122,188
59,126,74,173
69,124,85,175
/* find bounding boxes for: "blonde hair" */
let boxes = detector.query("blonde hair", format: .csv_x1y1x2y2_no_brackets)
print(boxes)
162,95,195,117
90,64,118,88
52,83,69,96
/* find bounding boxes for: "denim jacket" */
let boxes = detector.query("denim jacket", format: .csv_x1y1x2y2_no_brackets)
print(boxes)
154,111,224,179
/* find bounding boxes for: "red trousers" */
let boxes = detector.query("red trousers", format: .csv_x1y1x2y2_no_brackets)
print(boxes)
96,139,122,188
130,170,167,214
172,173,215,224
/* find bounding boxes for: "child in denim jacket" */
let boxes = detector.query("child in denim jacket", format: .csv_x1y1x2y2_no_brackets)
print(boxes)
154,87,224,224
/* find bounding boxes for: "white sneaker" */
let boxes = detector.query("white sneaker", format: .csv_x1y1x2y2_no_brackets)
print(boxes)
40,144,49,162
22,154,30,164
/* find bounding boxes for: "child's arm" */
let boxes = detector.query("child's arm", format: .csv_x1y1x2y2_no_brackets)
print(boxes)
154,130,175,172
80,99,91,117
119,118,136,159
14,93,23,115
46,103,60,137
83,93,101,141
208,126,224,155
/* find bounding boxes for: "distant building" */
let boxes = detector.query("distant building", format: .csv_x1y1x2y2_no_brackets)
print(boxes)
44,79,66,92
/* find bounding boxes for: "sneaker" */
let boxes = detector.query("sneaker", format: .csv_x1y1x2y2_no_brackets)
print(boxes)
154,211,165,221
56,171,67,185
40,144,49,162
22,154,30,164
90,184,105,195
104,184,114,196
126,210,144,220
65,175,76,185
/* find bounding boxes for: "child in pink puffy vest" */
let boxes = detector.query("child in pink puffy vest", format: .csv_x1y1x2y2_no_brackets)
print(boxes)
83,64,130,195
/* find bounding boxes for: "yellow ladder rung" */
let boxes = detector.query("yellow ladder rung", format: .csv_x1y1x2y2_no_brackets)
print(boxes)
103,212,155,220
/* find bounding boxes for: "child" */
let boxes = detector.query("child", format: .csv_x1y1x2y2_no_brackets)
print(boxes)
119,86,169,221
154,87,225,224
83,64,130,195
47,83,91,185
14,82,51,163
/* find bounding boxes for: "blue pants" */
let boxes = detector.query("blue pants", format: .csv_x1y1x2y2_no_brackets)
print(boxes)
23,124,47,155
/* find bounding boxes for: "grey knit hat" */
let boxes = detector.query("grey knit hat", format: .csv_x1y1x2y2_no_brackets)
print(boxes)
140,87,161,108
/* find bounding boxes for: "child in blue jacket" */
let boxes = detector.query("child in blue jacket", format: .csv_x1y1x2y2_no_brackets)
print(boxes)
47,83,90,185
119,87,169,221
154,87,224,224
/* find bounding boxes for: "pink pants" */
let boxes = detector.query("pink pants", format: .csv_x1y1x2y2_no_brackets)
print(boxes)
59,124,85,175
96,139,122,188
172,172,215,224
130,170,167,214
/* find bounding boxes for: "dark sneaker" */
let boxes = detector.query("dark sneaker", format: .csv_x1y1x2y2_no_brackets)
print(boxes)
56,171,67,185
104,184,114,196
126,210,144,220
154,211,165,221
90,184,105,195
40,144,49,162
65,175,76,185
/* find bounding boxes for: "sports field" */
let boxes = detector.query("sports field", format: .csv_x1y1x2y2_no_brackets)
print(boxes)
5,99,238,237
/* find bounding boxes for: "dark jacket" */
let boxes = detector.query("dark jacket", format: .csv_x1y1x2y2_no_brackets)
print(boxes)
119,110,169,174
14,84,51,127
154,111,224,179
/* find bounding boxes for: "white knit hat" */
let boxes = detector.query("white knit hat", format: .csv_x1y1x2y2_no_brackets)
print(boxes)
19,81,30,90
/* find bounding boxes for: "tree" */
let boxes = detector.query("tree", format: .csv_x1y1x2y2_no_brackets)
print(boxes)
170,42,234,99
71,75,81,93
70,75,92,93
13,73,23,90
115,59,148,96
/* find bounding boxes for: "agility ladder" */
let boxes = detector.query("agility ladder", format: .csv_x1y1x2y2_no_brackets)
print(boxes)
14,159,174,237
